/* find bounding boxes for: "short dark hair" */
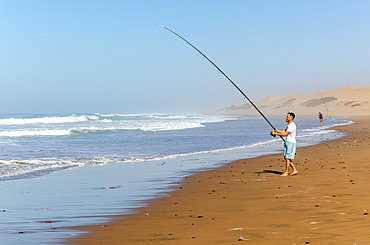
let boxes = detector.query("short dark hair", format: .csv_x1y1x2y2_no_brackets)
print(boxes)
288,112,295,119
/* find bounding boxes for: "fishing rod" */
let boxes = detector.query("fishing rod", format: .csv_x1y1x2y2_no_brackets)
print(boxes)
317,89,334,124
157,24,285,142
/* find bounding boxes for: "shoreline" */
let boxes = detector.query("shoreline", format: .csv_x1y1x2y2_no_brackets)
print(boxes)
66,115,370,244
0,116,344,244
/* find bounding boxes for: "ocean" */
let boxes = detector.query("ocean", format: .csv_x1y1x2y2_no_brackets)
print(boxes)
0,113,351,244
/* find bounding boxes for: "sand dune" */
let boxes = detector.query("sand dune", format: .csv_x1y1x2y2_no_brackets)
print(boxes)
218,86,370,118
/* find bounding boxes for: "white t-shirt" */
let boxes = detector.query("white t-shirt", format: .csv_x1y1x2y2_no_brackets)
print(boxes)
285,122,296,143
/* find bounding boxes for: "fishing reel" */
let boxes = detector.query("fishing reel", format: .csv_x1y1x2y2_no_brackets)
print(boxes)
270,129,277,138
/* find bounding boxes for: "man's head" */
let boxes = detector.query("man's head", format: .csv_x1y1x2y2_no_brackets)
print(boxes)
286,112,295,122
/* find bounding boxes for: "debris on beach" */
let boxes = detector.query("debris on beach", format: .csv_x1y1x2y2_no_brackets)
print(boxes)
238,236,248,241
104,186,121,189
229,228,244,231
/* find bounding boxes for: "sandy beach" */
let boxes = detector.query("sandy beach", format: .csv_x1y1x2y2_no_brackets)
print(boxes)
65,115,370,244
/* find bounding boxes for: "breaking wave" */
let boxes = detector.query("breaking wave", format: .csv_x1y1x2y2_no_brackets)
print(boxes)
0,115,98,125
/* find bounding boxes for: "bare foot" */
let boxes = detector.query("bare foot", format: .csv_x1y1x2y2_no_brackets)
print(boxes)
289,171,298,176
279,172,289,177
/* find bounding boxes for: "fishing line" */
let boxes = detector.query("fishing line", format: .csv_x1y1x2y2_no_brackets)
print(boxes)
157,24,285,142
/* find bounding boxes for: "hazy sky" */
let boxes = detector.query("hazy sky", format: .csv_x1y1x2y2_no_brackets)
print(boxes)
1,0,369,114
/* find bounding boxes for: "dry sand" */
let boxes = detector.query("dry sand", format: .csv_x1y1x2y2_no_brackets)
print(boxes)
67,116,370,244
219,86,370,118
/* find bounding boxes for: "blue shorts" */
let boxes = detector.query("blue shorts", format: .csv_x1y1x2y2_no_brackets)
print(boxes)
284,142,296,160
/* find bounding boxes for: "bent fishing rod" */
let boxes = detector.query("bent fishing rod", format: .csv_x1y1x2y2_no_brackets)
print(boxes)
157,24,285,142
317,89,334,124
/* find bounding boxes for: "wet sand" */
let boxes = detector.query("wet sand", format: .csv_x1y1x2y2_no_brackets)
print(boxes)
67,116,370,244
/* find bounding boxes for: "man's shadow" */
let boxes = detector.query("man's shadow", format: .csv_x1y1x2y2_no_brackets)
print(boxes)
254,170,283,175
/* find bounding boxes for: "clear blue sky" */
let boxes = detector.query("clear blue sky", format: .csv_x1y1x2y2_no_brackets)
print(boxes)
1,0,369,114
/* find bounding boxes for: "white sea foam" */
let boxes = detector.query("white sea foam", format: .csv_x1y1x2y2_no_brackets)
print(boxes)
0,114,351,181
0,156,121,179
0,116,347,138
0,123,198,137
113,113,235,121
87,115,99,120
0,129,71,137
0,114,235,137
100,114,116,117
0,160,77,180
122,139,281,164
0,115,93,125
301,121,353,132
100,119,112,123
297,130,335,138
0,138,278,179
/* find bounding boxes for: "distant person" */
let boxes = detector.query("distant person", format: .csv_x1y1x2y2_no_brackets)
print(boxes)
271,112,298,177
318,112,323,126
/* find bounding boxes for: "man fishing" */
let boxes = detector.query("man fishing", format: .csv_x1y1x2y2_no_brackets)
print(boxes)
318,112,323,126
271,112,298,177
158,24,291,159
